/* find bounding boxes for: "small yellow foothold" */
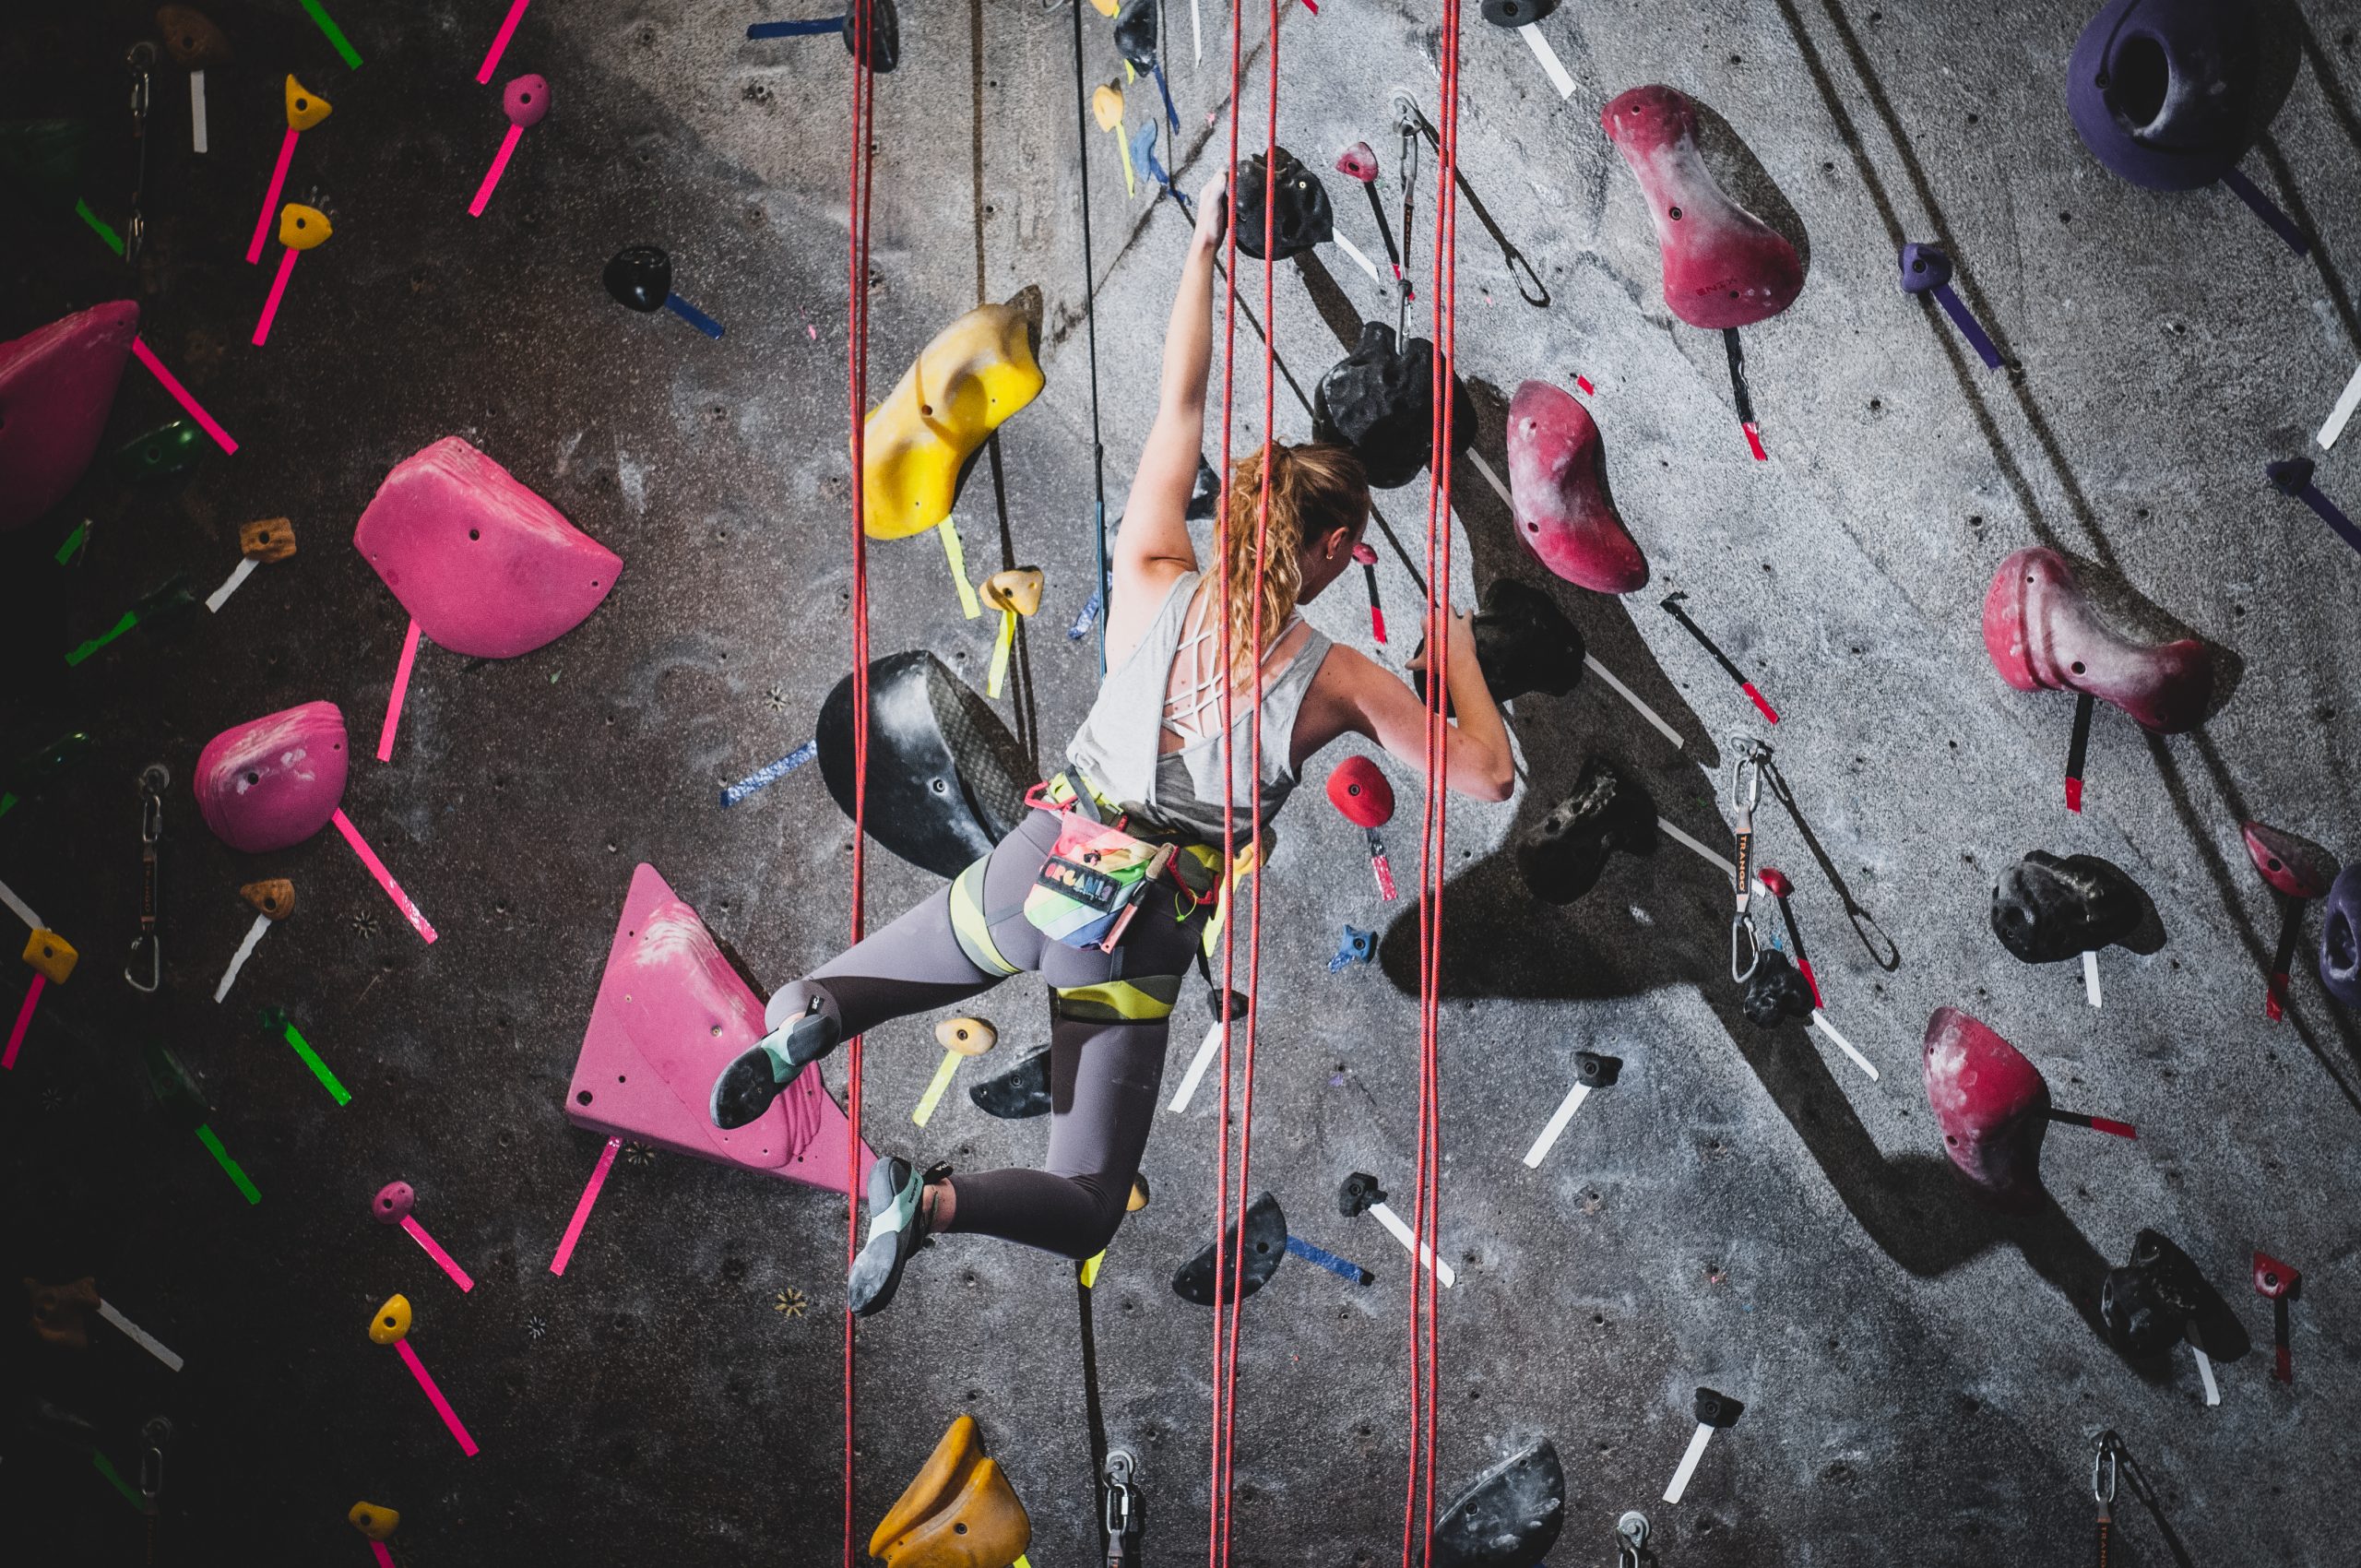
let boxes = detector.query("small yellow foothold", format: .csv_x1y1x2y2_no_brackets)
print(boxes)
279,203,332,251
1089,0,1118,15
284,75,332,130
934,1017,998,1058
348,1502,401,1540
1126,1172,1150,1213
1090,83,1124,134
23,929,78,984
368,1293,412,1346
979,567,1043,618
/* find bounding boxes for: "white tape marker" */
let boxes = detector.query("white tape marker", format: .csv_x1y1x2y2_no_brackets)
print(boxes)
1468,447,1513,507
2319,362,2361,451
96,1299,184,1372
191,70,208,154
1810,1011,1878,1080
1370,1200,1456,1287
1332,232,1382,285
1169,1020,1225,1113
212,912,272,1003
1584,654,1685,748
0,875,42,932
1663,1421,1714,1503
205,555,258,612
1519,24,1576,99
1190,0,1201,63
1523,1081,1591,1168
1656,817,1738,880
2189,1340,2220,1406
2082,949,2103,1009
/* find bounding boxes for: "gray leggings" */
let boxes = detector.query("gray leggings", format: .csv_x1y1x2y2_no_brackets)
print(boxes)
769,809,1208,1260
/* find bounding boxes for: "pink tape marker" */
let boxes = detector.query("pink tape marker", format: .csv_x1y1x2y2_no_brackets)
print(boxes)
330,809,437,944
371,1545,396,1568
130,338,237,454
1742,422,1768,462
550,1135,620,1277
4,973,44,1070
469,77,548,218
476,0,534,84
395,1339,479,1455
246,127,299,264
377,619,422,762
374,1181,475,1292
253,247,299,345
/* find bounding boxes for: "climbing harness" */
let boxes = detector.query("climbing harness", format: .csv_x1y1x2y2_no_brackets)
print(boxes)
1102,1448,1144,1566
125,42,156,264
1614,1510,1650,1568
1727,739,1767,982
125,764,167,992
2092,1430,2119,1565
1392,93,1547,307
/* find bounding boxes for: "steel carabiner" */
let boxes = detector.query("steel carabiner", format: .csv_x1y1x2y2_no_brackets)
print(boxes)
1615,1510,1650,1567
2092,1430,2120,1507
126,765,168,992
1728,739,1769,981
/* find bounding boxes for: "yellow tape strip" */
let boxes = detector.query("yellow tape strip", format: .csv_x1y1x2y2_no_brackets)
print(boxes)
911,1050,962,1126
1114,127,1137,197
937,518,981,620
987,608,1016,698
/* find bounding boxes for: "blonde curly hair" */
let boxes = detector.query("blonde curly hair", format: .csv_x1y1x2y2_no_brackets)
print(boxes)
1216,442,1368,676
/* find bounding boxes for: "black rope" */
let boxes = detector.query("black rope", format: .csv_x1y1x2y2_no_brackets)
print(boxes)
1071,0,1111,674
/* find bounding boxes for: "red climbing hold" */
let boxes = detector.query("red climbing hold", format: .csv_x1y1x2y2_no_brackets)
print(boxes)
0,301,139,533
1601,87,1803,331
1980,548,2213,733
2241,821,2338,901
1326,754,1394,829
1921,1007,2050,1208
1506,379,1647,594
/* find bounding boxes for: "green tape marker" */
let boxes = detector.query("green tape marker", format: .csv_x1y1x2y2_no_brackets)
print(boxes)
91,1451,143,1510
280,1022,351,1106
75,199,124,255
194,1123,260,1205
65,611,137,668
53,520,90,565
296,0,363,67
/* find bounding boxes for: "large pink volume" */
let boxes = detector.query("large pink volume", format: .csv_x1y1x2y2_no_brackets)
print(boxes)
195,701,350,852
353,436,621,659
1506,379,1647,593
567,863,872,1196
1921,1007,2050,1208
1601,87,1803,331
0,301,139,533
1981,548,2213,732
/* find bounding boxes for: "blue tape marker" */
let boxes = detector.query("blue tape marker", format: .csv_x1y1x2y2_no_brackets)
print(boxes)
1287,1233,1374,1286
2220,168,2310,257
748,17,840,38
1068,586,1103,642
721,738,818,806
664,293,726,339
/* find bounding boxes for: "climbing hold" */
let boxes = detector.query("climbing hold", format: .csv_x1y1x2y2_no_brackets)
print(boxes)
372,1181,415,1222
2321,863,2361,1008
1600,86,1803,330
348,1503,400,1540
1186,456,1221,519
0,300,138,533
2099,1229,2207,1358
841,0,901,72
1335,141,1378,184
1898,241,1953,294
1692,1388,1744,1428
1480,0,1557,22
979,568,1042,617
968,1045,1052,1119
26,1277,99,1348
1981,547,2213,733
1229,148,1333,262
1573,1050,1619,1087
368,1293,412,1346
1311,321,1475,490
1506,378,1646,594
1470,579,1586,702
142,1041,212,1132
1989,850,2142,963
239,517,297,562
2242,821,2336,900
603,245,672,312
355,437,622,659
504,74,550,127
193,701,349,853
277,201,331,250
1516,759,1654,905
1922,1007,2049,1207
935,1017,996,1057
239,879,295,919
815,650,1038,880
863,295,1046,540
1325,755,1394,828
1337,1171,1385,1218
23,929,80,984
282,75,332,131
1172,1191,1287,1304
1432,1437,1565,1568
0,118,92,210
158,6,232,66
869,1413,1031,1567
110,418,206,482
1330,924,1377,971
1113,0,1157,65
1740,948,1815,1027
2253,1249,2298,1300
2067,0,2296,190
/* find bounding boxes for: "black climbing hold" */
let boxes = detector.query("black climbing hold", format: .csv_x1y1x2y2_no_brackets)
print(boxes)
967,1045,1052,1119
603,245,672,313
1469,579,1585,702
840,0,900,72
1338,1170,1386,1218
1741,948,1816,1028
1692,1387,1744,1427
2267,457,2316,495
1204,985,1251,1020
1479,0,1558,26
1989,850,2142,963
1230,148,1333,263
815,650,1041,880
1515,759,1655,906
1113,0,1157,67
2100,1228,2208,1358
1187,456,1221,520
1573,1050,1619,1088
1432,1437,1566,1568
1311,321,1477,490
1171,1191,1287,1305
255,1005,290,1033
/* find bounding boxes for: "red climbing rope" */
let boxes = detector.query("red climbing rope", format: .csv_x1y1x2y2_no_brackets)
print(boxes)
843,0,880,1561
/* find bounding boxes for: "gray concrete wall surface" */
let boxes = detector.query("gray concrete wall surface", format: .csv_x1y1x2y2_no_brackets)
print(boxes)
4,0,2359,1562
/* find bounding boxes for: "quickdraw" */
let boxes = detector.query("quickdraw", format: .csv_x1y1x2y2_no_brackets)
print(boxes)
125,42,156,264
2092,1430,2119,1566
1392,94,1548,307
125,764,167,992
1728,739,1767,982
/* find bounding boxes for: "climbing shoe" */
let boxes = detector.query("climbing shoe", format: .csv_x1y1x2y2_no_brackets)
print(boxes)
707,1001,840,1130
848,1158,947,1317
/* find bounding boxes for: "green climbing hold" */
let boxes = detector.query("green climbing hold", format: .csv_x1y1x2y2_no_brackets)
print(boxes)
110,419,206,482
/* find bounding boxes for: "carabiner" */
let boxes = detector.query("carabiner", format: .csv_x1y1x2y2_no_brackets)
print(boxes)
2091,1430,2120,1506
126,765,168,992
1728,739,1769,981
1615,1510,1650,1568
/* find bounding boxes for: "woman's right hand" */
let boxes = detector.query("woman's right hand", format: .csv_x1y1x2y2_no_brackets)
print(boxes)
1192,172,1228,254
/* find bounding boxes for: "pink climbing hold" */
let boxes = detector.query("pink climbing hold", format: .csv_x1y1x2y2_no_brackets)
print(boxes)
0,301,139,533
503,74,550,127
194,701,350,853
1981,548,2213,733
2241,820,2338,901
1505,379,1647,594
1921,1006,2050,1209
353,437,621,659
1601,86,1803,331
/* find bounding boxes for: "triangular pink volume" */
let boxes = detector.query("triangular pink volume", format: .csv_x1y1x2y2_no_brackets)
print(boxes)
569,863,872,1195
0,301,138,533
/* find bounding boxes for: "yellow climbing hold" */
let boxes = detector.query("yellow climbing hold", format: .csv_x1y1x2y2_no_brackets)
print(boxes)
284,75,333,131
348,1503,400,1540
869,1414,1032,1568
23,928,78,984
935,1017,998,1058
863,299,1044,540
368,1293,412,1346
278,203,333,251
980,569,1042,618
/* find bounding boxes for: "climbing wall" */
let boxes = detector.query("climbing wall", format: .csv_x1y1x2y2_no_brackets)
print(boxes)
4,0,2358,1564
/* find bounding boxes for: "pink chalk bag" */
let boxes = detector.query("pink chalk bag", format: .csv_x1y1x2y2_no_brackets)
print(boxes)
1020,776,1180,953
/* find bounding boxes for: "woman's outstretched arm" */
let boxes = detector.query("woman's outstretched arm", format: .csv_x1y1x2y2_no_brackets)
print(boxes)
1303,609,1517,802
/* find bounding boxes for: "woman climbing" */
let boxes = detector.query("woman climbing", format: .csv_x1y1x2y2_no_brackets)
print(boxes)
710,173,1517,1315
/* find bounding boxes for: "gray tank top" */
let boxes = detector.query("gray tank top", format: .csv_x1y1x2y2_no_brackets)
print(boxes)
1065,571,1332,842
